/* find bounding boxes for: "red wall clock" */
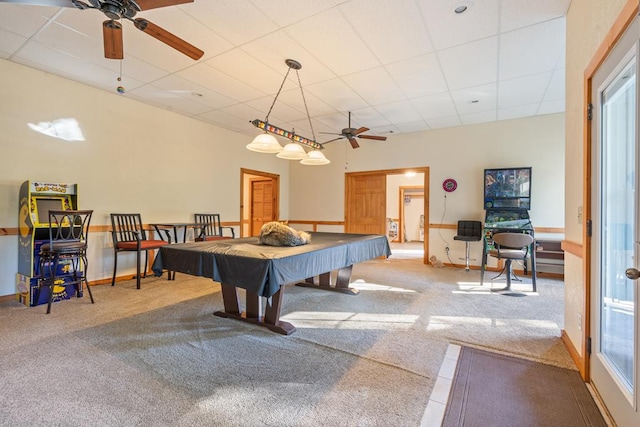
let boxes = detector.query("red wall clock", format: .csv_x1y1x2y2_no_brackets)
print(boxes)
442,178,457,192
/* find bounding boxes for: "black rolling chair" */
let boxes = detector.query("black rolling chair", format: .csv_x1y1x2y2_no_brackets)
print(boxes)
453,220,483,271
38,210,94,314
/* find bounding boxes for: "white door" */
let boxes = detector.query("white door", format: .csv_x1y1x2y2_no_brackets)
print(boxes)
590,16,640,426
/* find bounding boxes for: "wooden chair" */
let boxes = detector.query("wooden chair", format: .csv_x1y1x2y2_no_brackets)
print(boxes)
38,210,94,314
487,232,535,292
110,213,170,289
194,213,235,241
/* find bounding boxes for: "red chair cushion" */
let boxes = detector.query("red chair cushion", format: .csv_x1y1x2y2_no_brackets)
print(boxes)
117,240,169,250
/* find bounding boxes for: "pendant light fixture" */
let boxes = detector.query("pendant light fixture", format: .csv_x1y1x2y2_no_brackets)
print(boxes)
248,59,329,165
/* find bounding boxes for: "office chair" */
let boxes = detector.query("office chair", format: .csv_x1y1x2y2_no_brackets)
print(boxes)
38,210,94,314
453,220,483,271
194,213,235,241
487,232,535,292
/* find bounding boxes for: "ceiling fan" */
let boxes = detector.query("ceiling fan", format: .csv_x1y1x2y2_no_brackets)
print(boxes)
321,112,387,149
1,0,204,60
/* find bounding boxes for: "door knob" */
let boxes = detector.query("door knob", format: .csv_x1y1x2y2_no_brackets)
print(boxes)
625,268,640,280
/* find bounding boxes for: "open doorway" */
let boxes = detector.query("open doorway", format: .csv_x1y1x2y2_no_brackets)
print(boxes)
345,167,429,263
240,168,280,237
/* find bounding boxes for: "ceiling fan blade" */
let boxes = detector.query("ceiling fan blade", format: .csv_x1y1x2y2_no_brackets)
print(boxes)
103,20,123,59
352,126,369,136
348,137,360,149
321,137,345,145
357,134,387,141
135,0,193,10
0,0,74,6
133,18,204,60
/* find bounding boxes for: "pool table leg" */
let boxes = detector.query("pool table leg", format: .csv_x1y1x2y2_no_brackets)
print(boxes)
296,265,359,295
214,283,296,335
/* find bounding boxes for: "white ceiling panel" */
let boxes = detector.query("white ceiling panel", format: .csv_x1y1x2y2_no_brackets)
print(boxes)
420,0,500,50
340,0,434,65
499,17,565,81
439,36,498,90
0,0,569,142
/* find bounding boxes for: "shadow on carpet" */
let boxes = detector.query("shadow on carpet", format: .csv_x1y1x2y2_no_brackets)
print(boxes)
442,346,607,427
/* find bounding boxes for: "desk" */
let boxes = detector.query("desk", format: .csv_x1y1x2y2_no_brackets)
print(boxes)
150,222,206,244
153,232,391,334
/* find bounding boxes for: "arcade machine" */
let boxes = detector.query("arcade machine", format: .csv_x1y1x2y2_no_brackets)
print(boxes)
16,180,84,306
480,167,536,285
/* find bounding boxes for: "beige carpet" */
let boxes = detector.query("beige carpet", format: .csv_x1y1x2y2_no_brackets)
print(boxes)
0,258,575,426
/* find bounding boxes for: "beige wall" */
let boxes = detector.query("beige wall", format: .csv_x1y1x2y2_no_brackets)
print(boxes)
0,59,290,295
288,113,566,266
563,0,630,359
1,58,567,297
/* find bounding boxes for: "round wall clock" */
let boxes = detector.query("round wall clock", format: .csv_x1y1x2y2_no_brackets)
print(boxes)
442,178,457,192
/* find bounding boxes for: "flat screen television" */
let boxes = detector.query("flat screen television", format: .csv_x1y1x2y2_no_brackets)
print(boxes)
484,167,531,210
34,197,66,224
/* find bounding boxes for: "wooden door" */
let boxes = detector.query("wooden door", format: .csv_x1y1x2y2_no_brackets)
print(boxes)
345,173,386,235
250,179,274,236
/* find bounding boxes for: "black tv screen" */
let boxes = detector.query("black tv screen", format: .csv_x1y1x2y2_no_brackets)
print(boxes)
484,167,531,210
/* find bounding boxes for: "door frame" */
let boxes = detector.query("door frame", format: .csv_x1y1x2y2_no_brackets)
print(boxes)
344,167,430,264
240,168,279,238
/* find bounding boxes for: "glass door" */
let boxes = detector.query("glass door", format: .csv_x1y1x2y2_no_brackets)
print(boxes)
590,17,639,426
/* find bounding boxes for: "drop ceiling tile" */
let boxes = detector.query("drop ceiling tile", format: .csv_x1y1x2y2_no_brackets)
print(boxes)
177,63,266,103
394,120,429,133
385,53,448,99
451,83,497,115
127,84,213,116
420,0,500,50
182,0,279,46
498,104,539,121
340,0,434,64
498,73,551,108
250,0,338,28
500,0,571,33
375,100,423,124
426,115,461,129
305,78,369,113
537,99,564,115
342,67,405,105
499,17,565,81
411,92,457,120
0,3,59,38
204,50,289,95
439,37,498,90
460,110,497,125
543,69,565,102
0,28,27,58
150,75,238,110
240,31,336,85
283,8,379,76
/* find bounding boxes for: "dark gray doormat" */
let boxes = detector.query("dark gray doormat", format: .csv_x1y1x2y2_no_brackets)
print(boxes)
442,346,607,427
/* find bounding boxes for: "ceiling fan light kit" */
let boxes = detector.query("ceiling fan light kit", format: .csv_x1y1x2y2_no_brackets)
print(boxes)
249,59,329,165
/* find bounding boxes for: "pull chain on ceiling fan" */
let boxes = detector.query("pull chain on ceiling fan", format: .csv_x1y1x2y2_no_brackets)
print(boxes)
321,111,387,149
2,0,204,60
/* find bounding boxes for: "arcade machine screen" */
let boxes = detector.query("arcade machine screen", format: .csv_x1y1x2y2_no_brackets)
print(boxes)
34,197,66,225
484,167,531,210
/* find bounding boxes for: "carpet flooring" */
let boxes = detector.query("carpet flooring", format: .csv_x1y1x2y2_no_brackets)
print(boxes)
442,346,607,427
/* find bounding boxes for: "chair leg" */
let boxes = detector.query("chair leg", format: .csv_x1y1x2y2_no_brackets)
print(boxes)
112,252,118,286
505,260,512,290
136,250,141,290
82,255,94,304
46,254,59,314
464,242,471,271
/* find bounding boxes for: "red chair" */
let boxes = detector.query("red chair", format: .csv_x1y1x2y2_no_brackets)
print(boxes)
110,213,170,289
